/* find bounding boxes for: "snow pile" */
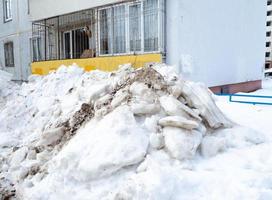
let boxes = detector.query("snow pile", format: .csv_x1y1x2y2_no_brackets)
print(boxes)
0,70,12,86
0,64,266,200
0,70,18,110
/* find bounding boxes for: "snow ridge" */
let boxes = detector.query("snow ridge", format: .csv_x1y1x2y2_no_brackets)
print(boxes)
0,64,265,200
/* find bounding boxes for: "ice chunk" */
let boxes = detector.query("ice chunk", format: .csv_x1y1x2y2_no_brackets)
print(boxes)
38,127,65,146
10,147,28,169
149,133,164,150
53,106,149,181
160,95,201,120
159,116,199,130
131,102,160,115
163,127,202,160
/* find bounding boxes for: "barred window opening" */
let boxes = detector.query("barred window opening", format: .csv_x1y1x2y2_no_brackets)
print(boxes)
4,42,14,67
31,0,164,62
99,8,113,55
144,0,158,52
129,4,141,52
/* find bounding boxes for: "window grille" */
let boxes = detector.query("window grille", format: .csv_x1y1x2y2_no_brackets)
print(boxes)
144,0,158,52
31,0,165,62
129,3,141,52
113,5,126,54
98,0,163,55
4,42,14,67
32,37,42,62
99,8,113,55
32,21,46,61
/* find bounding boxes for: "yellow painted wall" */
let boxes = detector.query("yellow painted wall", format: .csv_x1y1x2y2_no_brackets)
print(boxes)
31,54,162,75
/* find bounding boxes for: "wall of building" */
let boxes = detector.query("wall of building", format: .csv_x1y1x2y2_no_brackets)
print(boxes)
265,1,272,67
166,0,267,87
29,0,122,21
0,0,32,81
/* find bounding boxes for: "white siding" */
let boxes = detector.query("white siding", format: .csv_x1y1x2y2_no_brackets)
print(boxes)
0,0,32,81
29,0,123,21
166,0,266,87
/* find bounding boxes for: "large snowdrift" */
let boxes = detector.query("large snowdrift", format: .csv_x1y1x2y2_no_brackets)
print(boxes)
0,64,266,200
0,70,17,110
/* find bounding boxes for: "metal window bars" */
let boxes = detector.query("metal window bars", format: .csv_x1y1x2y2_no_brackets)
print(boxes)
32,9,96,62
4,42,14,67
31,0,165,62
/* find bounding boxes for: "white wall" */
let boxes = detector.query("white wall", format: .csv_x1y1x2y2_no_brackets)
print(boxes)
0,0,32,81
29,0,122,21
166,0,267,87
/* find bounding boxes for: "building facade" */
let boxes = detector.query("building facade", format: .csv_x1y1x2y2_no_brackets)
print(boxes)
0,0,32,81
28,0,266,93
266,0,272,69
167,0,266,93
29,0,164,74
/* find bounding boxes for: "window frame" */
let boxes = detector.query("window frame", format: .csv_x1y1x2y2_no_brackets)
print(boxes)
128,1,143,54
31,37,43,62
62,27,91,59
63,30,73,59
143,0,160,52
97,0,164,57
98,6,114,56
3,0,12,23
112,4,127,54
4,41,15,67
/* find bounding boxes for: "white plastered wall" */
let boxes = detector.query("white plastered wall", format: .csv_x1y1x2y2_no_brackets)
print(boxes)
166,0,267,87
29,0,123,21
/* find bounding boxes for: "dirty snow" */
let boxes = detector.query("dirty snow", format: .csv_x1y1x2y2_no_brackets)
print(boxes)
0,64,272,200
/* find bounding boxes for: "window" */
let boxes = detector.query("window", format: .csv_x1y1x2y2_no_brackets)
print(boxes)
63,28,90,59
31,1,164,61
144,0,159,52
266,52,270,57
98,0,163,55
32,37,42,62
266,42,271,47
268,1,272,6
267,11,272,16
99,6,128,55
267,21,272,26
267,31,271,37
4,42,14,67
63,32,71,59
113,5,126,54
265,63,270,69
99,8,113,55
129,3,141,52
3,0,12,22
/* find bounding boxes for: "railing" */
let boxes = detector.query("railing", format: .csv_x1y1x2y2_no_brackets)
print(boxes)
216,94,272,106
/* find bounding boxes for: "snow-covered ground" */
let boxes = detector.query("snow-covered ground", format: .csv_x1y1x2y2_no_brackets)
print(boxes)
188,80,272,200
0,65,272,200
